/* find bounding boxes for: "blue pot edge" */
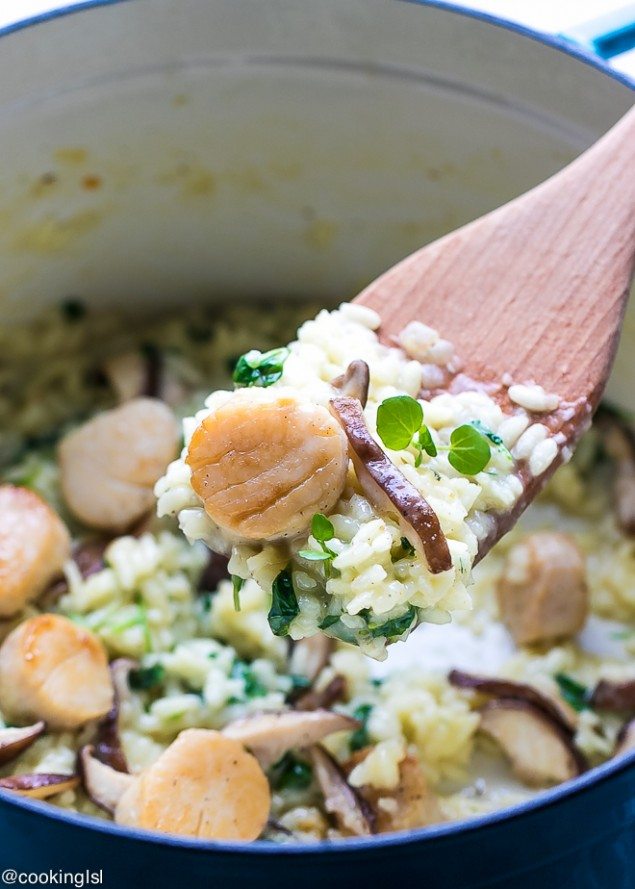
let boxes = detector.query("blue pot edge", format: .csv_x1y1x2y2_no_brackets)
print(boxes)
0,0,632,861
0,0,632,90
2,745,635,856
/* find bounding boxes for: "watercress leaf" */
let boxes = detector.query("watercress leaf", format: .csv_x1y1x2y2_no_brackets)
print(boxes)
319,614,340,630
448,424,491,475
129,663,165,691
230,660,268,699
555,672,591,713
418,425,438,458
366,605,417,640
231,575,244,612
297,549,332,561
268,568,300,636
469,419,512,459
269,753,313,791
350,703,373,751
232,347,289,388
311,513,335,543
289,674,312,691
376,395,423,450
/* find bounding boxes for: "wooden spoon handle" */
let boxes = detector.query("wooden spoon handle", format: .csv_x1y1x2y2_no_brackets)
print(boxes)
355,105,635,407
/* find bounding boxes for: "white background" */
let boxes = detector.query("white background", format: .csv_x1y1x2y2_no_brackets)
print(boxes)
0,0,634,77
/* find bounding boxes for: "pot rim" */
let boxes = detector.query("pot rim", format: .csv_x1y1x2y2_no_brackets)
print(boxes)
0,0,633,857
0,0,633,89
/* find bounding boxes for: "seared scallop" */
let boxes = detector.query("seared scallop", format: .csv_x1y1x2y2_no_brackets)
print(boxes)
186,389,349,541
115,729,270,841
496,532,588,646
59,398,179,532
0,485,71,617
0,614,113,729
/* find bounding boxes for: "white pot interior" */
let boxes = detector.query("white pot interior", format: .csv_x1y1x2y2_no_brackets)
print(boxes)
0,0,632,400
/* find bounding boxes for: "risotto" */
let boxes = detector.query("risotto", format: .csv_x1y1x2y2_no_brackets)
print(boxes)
0,298,634,843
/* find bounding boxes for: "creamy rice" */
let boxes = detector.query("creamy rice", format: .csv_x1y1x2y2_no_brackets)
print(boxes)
0,299,633,843
158,304,562,658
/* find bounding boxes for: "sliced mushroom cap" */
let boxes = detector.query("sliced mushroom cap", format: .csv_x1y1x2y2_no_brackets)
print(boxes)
344,751,443,834
449,669,577,733
615,720,635,757
103,351,150,403
591,679,635,713
198,552,231,592
41,538,110,609
479,699,586,787
294,676,347,712
186,389,349,542
103,349,187,406
115,728,270,841
289,635,334,685
309,745,375,837
596,410,635,534
0,722,46,766
222,709,358,768
73,540,109,580
59,397,179,533
329,395,451,574
0,773,79,799
80,746,136,813
331,360,370,408
0,485,71,618
496,532,588,646
93,659,136,773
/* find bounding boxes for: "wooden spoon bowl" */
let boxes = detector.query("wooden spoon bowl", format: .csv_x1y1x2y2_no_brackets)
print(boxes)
355,105,635,557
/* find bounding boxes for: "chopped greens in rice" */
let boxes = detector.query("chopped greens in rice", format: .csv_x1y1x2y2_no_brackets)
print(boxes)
0,300,634,843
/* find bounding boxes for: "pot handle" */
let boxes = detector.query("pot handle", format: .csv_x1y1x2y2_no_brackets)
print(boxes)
561,3,635,59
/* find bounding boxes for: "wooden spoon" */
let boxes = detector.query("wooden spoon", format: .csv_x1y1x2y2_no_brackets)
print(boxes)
355,104,635,557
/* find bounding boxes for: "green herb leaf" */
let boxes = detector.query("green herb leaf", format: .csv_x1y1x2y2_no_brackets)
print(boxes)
376,395,423,450
231,575,244,612
289,674,312,692
366,605,417,640
448,424,491,475
400,537,415,557
350,703,373,751
469,419,512,460
417,425,437,460
268,568,300,636
298,549,332,561
232,347,289,388
129,663,165,691
319,614,340,630
311,513,335,543
269,753,313,791
60,298,86,322
555,673,591,712
299,513,337,563
230,659,268,699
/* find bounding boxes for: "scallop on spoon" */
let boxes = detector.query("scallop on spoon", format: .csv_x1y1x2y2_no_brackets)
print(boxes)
354,104,635,560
